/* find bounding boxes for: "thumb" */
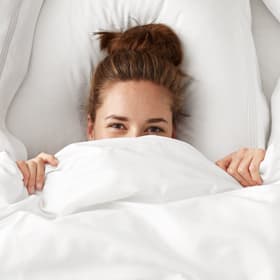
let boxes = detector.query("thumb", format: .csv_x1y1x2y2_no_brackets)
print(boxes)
215,154,232,171
49,156,59,166
50,156,59,166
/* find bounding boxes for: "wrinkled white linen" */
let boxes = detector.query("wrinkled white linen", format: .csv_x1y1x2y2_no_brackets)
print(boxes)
0,136,280,279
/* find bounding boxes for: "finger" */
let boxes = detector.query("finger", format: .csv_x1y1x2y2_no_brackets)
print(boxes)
26,161,37,194
237,156,257,186
35,158,45,191
249,156,265,185
16,160,30,187
38,153,59,166
227,157,249,187
215,154,233,171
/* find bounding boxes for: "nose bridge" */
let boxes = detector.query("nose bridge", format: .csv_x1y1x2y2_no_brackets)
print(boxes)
127,125,143,137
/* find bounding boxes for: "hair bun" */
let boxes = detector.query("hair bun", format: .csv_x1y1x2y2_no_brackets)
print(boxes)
95,23,183,66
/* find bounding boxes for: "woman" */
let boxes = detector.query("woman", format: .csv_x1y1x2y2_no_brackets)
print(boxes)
16,23,266,195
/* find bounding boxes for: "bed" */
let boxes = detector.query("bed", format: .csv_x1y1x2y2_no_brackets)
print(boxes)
0,0,280,279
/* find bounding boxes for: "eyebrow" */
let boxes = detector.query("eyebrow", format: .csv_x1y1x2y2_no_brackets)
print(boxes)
105,115,168,124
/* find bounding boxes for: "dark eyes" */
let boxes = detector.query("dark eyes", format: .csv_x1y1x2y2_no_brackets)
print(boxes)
109,123,124,130
107,123,164,133
147,126,164,133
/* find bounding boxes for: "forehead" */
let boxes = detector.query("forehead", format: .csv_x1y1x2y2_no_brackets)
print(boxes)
101,80,172,108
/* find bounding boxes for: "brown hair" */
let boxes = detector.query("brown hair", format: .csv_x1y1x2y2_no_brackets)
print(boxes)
87,23,188,126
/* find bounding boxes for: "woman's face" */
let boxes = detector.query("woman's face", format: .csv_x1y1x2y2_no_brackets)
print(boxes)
87,80,174,140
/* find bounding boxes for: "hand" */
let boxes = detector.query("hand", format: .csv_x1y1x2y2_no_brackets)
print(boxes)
215,148,265,187
16,152,59,195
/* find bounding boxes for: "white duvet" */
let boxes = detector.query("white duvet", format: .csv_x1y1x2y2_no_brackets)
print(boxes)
0,135,280,280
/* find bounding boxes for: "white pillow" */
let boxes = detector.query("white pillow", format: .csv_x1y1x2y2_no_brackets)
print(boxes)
263,0,280,21
5,0,269,161
0,0,44,160
268,77,280,146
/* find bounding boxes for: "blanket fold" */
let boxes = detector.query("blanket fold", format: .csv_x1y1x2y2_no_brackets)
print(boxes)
0,136,280,279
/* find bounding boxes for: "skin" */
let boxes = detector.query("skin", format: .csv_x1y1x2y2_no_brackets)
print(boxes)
16,80,266,194
216,148,265,186
86,80,174,140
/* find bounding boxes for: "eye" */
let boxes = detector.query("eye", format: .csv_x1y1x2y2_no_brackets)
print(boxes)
107,123,126,130
146,126,164,133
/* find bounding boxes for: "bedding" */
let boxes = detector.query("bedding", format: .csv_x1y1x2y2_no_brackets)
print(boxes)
0,0,44,160
262,0,280,21
4,0,269,161
252,0,280,100
269,77,280,146
0,135,280,279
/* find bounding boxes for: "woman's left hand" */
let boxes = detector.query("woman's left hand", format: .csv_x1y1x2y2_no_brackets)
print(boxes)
215,148,266,187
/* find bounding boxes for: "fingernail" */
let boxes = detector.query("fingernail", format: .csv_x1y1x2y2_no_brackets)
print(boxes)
37,183,42,190
31,187,35,194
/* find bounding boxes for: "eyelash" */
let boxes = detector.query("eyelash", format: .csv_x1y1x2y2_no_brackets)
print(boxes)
147,127,164,133
108,123,125,130
107,123,164,133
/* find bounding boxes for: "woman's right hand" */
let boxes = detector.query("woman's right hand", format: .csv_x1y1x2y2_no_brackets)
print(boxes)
16,153,59,195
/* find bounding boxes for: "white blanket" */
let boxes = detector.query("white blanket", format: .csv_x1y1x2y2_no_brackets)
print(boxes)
0,135,280,280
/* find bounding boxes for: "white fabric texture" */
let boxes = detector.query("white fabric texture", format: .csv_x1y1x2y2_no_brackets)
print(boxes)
262,0,280,21
269,77,280,146
0,136,280,279
0,0,44,160
3,0,269,161
252,0,280,101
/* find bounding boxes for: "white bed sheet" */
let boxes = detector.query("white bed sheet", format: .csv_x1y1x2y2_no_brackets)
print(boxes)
0,136,280,279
